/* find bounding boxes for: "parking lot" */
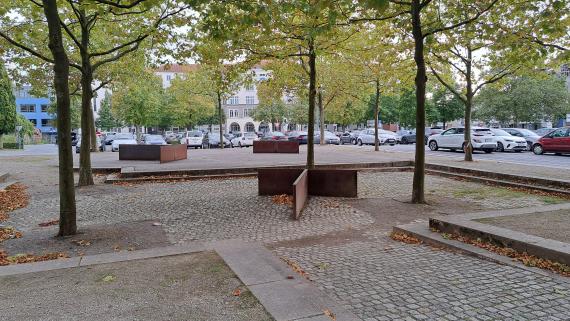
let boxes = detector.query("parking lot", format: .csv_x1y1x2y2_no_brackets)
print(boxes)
340,143,570,170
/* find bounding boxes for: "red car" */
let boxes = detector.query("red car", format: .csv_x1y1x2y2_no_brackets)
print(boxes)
532,127,570,155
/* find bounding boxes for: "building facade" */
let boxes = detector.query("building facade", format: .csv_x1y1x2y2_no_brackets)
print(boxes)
14,86,56,133
155,64,273,134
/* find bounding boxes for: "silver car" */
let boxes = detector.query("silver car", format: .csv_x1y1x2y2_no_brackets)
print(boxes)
500,128,541,150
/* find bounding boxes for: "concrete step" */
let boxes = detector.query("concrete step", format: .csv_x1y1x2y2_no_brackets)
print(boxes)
0,180,18,191
426,169,570,196
0,172,8,183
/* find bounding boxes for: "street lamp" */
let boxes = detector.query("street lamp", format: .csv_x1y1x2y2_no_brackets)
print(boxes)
15,125,22,149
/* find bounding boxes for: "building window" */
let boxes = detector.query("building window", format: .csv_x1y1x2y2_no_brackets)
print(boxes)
243,109,250,118
245,122,255,132
41,119,51,127
245,96,255,104
29,119,37,126
245,84,255,91
230,122,241,133
41,104,49,112
166,74,171,81
20,104,35,112
227,96,239,105
229,109,239,118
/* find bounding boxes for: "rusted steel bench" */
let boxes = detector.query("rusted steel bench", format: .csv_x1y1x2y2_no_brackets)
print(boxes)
119,144,187,163
253,141,299,153
258,168,357,219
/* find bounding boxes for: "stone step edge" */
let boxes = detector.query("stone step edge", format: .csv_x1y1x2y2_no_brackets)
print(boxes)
393,223,570,285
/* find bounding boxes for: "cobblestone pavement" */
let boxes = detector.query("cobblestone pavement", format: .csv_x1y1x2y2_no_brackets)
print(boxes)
274,237,570,321
4,163,570,321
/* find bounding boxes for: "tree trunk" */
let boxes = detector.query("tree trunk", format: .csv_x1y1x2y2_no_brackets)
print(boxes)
217,91,224,149
463,46,474,162
411,0,427,204
43,0,77,236
318,86,325,145
306,40,316,169
374,79,380,152
78,10,94,186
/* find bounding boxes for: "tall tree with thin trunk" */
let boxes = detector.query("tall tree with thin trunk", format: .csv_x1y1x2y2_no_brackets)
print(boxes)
42,0,77,236
0,60,17,149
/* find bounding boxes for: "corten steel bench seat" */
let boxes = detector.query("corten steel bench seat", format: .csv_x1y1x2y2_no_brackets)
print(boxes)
258,168,357,219
253,141,299,153
119,144,188,163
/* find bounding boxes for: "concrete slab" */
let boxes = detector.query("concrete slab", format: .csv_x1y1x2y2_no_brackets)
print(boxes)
0,257,81,276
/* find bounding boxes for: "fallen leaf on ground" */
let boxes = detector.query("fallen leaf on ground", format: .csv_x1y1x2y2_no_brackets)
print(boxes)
281,257,310,280
72,239,91,247
272,194,293,207
323,309,336,320
0,184,29,221
232,288,241,296
0,251,68,266
0,226,23,243
390,232,423,245
101,275,116,282
38,220,59,227
113,244,121,252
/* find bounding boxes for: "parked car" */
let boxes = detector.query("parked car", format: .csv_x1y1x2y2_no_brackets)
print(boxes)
203,132,231,148
314,131,340,145
75,135,102,154
532,127,570,155
356,128,397,146
287,131,309,144
71,132,79,146
143,134,167,145
164,132,180,144
383,130,401,143
231,132,258,147
261,131,288,141
534,128,555,136
424,127,444,145
180,130,204,149
338,130,360,145
489,128,527,152
111,133,137,152
500,128,540,150
398,130,416,144
427,127,497,153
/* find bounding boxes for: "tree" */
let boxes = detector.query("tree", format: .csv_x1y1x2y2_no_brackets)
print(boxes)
0,0,188,186
166,72,217,129
0,60,17,149
95,93,121,131
196,0,366,168
111,71,163,138
43,0,77,236
475,75,570,126
431,86,464,129
358,0,499,203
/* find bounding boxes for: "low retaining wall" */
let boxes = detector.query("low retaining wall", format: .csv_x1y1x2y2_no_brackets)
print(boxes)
253,141,299,153
258,168,357,219
119,144,187,163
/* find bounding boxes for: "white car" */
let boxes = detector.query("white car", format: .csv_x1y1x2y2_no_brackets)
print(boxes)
111,133,137,152
427,127,497,153
180,130,204,149
231,132,258,147
356,128,397,146
500,128,541,150
489,129,527,152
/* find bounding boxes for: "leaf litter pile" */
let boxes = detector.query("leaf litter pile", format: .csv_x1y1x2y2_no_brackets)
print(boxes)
272,194,293,207
0,183,67,266
0,183,29,221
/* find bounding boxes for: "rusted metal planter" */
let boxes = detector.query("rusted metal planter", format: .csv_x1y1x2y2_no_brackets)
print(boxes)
119,144,187,163
253,141,299,153
258,168,357,219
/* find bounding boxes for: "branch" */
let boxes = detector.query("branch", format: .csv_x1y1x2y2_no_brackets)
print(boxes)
0,31,54,63
473,65,517,94
428,65,467,104
92,37,145,69
423,0,499,38
89,0,145,9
